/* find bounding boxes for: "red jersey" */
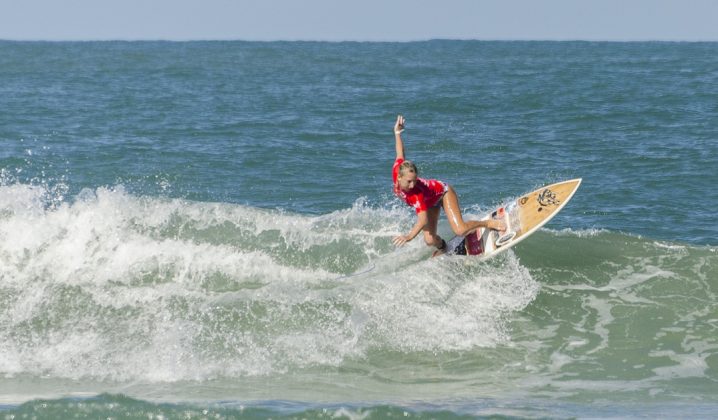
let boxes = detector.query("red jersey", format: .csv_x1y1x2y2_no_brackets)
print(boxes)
392,158,447,214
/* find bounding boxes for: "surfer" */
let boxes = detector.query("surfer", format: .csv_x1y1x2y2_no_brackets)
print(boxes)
391,115,505,254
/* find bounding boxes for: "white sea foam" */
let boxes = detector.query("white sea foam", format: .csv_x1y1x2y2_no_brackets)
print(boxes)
354,252,539,352
543,227,610,237
0,183,539,382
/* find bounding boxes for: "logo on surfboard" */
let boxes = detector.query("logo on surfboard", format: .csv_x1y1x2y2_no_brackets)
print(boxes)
537,188,560,207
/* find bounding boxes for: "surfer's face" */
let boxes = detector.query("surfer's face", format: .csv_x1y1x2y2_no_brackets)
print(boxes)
398,172,417,191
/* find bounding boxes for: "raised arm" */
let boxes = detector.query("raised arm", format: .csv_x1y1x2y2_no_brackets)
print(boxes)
394,115,405,160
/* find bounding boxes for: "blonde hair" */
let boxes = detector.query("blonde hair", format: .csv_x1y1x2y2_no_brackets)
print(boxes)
398,160,418,178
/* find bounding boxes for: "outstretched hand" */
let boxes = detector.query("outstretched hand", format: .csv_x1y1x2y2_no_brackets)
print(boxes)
392,235,410,247
394,115,405,135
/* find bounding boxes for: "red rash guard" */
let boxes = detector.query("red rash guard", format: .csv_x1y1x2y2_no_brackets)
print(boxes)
392,158,448,214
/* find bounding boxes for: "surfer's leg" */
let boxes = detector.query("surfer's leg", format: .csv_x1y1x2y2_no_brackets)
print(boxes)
442,186,486,236
422,206,443,248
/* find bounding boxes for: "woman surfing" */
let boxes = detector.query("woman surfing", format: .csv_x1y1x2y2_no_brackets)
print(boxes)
391,115,505,255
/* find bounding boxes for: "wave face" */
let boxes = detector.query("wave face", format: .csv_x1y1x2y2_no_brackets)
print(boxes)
1,183,717,407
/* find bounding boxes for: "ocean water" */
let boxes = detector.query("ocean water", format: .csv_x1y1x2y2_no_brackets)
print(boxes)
0,40,717,419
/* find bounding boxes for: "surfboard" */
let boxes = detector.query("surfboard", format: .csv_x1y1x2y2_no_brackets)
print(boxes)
444,179,582,258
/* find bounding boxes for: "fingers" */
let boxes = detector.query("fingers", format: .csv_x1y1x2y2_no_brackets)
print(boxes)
394,115,405,134
393,235,408,247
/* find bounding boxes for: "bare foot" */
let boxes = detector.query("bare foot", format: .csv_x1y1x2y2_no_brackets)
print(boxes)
489,219,507,232
431,239,448,257
431,248,446,258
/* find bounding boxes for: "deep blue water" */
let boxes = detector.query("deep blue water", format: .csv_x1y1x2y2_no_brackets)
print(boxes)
1,40,717,419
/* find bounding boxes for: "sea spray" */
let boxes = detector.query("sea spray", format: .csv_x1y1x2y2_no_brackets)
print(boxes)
0,184,538,383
